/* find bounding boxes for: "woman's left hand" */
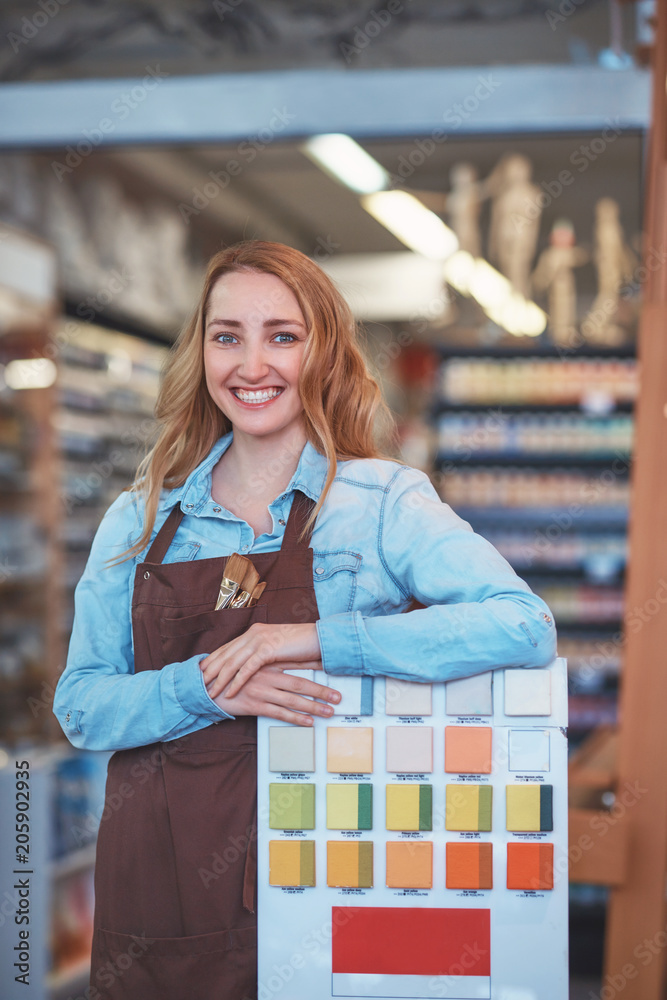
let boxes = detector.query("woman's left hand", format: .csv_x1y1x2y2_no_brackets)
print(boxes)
200,622,322,699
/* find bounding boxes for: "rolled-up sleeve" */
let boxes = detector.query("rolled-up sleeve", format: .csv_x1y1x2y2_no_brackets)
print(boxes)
53,492,232,752
317,466,557,681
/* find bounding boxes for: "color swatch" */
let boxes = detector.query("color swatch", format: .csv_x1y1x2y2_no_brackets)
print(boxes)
506,784,553,831
446,783,493,831
327,727,373,773
269,840,315,887
445,725,493,773
327,841,373,888
385,784,432,831
268,726,315,772
509,729,550,771
445,671,493,716
385,678,432,716
326,783,372,830
326,673,374,716
446,842,493,890
386,726,433,773
269,783,315,830
505,668,551,716
331,906,491,998
386,841,433,889
507,842,554,890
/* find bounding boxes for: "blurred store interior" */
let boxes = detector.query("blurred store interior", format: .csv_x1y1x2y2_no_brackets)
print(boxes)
0,1,666,998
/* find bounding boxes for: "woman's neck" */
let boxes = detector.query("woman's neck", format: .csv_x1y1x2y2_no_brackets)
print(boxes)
219,424,308,500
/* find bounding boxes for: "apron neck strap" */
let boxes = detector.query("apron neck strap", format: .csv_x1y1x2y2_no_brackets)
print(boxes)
144,488,316,565
145,504,185,564
282,489,316,550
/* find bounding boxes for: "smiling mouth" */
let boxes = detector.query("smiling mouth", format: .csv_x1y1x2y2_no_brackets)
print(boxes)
231,387,284,403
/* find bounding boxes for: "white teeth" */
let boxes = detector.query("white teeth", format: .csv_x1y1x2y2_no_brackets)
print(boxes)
233,387,282,403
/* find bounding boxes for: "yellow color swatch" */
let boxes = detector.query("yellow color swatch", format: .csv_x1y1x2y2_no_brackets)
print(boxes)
269,840,315,887
327,727,373,774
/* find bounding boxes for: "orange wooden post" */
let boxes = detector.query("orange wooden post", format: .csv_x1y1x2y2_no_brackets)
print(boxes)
603,1,667,996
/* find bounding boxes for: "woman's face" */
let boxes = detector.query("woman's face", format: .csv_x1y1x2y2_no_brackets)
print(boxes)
203,269,309,444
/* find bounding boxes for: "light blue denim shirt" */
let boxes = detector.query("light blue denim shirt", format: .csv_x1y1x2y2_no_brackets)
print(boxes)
54,432,557,751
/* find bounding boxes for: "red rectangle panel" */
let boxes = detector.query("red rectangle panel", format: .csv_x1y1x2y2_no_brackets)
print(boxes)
332,906,490,977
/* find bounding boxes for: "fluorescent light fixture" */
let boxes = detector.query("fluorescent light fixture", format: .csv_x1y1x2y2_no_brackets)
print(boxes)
302,134,390,194
444,251,547,338
362,191,459,261
4,358,57,389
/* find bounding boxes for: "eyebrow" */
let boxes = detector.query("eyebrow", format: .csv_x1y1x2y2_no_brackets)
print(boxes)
207,318,306,329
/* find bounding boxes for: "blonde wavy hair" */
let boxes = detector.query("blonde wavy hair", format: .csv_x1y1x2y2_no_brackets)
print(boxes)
109,240,398,565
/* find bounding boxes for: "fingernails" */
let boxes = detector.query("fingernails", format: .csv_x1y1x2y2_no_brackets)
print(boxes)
331,692,341,703
323,705,334,716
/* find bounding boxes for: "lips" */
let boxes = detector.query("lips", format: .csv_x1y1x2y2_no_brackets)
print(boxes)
231,386,284,404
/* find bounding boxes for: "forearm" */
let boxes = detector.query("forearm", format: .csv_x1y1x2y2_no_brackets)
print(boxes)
53,654,232,751
316,591,557,682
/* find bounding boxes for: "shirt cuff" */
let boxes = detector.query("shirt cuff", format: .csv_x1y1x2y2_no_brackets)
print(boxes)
316,612,364,676
172,654,236,721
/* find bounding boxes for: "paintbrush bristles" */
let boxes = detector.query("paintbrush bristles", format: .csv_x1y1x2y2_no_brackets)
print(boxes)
224,553,250,587
240,561,260,595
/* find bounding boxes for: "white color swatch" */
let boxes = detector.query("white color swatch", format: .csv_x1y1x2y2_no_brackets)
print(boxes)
385,678,432,716
445,671,493,716
504,668,551,716
509,729,551,771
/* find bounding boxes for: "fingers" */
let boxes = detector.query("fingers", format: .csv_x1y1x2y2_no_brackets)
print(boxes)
280,672,341,705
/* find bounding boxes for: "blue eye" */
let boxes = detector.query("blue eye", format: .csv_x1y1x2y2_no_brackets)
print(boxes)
216,333,238,344
274,333,296,343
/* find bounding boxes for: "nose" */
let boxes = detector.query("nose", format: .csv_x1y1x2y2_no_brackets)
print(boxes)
236,340,271,382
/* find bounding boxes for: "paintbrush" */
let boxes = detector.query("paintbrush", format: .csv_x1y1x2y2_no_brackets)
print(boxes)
248,581,266,607
215,553,251,610
229,562,261,609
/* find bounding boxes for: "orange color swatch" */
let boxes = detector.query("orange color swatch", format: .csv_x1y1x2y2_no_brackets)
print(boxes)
506,843,554,890
445,726,492,774
446,842,493,889
385,841,433,889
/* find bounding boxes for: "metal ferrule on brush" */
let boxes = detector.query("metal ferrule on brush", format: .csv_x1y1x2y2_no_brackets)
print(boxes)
215,577,240,610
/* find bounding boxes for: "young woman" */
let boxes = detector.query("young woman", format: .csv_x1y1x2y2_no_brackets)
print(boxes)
54,240,557,1000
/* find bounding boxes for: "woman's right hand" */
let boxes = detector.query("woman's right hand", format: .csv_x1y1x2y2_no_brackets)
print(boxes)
207,664,341,727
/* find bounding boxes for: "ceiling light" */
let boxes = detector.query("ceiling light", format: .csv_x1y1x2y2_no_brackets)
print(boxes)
302,134,390,194
362,191,459,261
443,251,547,338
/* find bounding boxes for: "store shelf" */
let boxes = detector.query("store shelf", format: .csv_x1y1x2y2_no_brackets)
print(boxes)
433,401,634,415
438,452,632,467
454,506,629,527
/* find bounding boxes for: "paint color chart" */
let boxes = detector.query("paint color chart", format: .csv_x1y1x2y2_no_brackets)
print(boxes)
257,658,568,999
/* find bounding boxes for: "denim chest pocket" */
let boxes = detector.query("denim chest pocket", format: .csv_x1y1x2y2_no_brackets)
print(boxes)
165,541,201,563
312,549,362,614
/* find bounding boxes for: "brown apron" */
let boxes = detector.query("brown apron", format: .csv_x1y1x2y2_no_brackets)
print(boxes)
90,490,319,1000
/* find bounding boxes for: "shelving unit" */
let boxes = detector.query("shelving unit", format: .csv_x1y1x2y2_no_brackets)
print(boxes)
0,228,169,998
432,344,637,744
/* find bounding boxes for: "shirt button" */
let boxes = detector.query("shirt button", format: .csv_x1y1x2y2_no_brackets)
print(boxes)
315,566,324,575
542,613,552,623
65,712,71,722
186,503,194,509
278,518,286,526
213,506,221,513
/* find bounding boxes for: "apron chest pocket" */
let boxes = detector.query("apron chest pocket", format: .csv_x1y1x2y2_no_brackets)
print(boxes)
159,604,269,660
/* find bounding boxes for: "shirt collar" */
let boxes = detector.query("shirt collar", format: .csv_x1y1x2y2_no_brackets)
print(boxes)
157,432,328,512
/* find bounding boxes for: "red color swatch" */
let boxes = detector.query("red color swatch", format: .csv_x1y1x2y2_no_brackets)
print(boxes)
331,906,490,976
506,843,554,890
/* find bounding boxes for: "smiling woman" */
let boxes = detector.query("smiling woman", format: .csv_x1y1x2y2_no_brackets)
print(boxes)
53,239,557,1000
